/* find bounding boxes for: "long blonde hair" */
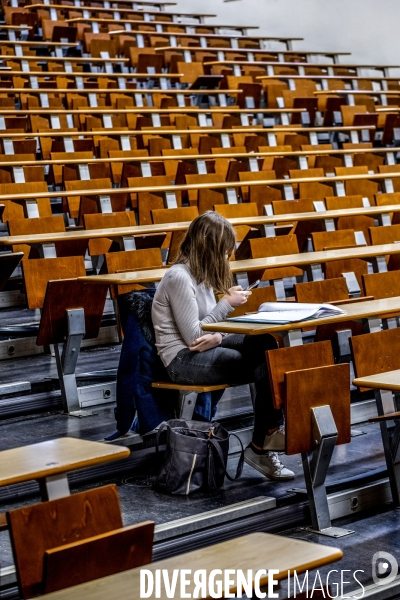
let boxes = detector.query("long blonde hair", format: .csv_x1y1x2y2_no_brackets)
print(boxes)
174,211,235,294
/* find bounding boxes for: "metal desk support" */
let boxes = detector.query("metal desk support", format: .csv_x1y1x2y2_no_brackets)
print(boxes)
374,389,400,507
54,308,93,417
38,473,71,501
302,406,354,538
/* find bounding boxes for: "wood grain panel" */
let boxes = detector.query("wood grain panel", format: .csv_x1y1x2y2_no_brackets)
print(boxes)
285,363,351,454
267,340,335,409
37,278,108,346
8,485,122,599
22,256,86,309
43,522,154,594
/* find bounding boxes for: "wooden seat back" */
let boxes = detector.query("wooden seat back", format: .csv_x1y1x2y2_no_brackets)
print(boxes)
22,256,86,309
43,521,154,594
325,195,364,210
362,270,400,300
1,181,51,221
104,248,163,274
37,278,109,346
285,363,351,454
151,206,199,225
334,165,379,201
214,202,258,218
8,214,68,259
311,229,357,252
229,285,276,317
350,328,400,390
84,211,136,256
238,169,280,211
324,258,369,292
294,277,349,304
336,215,374,245
7,484,123,599
249,234,302,280
272,198,315,215
151,206,199,262
266,340,335,409
250,234,299,259
370,224,400,245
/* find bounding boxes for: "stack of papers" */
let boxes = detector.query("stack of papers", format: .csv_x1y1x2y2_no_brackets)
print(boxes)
227,302,346,324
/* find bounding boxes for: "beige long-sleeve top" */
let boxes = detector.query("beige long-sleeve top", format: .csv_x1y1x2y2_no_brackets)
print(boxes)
151,263,233,367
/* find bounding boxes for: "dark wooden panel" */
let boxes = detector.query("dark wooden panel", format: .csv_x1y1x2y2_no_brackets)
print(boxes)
37,278,108,346
267,340,335,409
43,522,154,594
7,484,122,599
350,328,400,390
363,270,400,300
311,229,357,252
0,252,23,292
294,277,348,304
325,258,369,292
285,363,351,455
230,286,276,317
22,256,86,309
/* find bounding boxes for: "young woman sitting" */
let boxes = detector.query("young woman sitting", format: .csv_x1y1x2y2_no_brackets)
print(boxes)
151,211,294,481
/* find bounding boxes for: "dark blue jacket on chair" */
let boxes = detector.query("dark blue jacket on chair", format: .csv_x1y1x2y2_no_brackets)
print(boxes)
107,289,223,440
111,290,177,437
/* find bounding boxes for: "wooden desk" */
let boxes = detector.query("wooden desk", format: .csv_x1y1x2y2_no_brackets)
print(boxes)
0,204,4,220
205,60,400,71
0,158,386,204
39,532,342,600
157,46,352,60
109,28,302,46
0,437,129,501
353,369,400,391
0,56,129,65
75,246,400,289
202,296,400,343
66,17,260,34
1,205,400,248
27,4,217,20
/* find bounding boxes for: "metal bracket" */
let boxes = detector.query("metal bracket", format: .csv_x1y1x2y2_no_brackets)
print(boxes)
375,388,400,506
282,329,303,347
54,308,93,417
302,406,354,537
39,473,70,501
179,391,197,420
306,263,324,281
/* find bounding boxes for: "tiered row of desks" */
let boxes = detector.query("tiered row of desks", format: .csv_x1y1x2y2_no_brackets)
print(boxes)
1,0,400,597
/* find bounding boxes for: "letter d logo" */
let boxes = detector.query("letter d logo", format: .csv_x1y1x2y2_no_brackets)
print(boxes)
372,552,398,586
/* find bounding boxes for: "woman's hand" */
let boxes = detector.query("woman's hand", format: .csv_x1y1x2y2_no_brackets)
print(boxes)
189,333,223,352
223,285,252,307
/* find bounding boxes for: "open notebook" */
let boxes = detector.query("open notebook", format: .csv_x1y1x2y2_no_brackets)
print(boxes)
227,302,346,324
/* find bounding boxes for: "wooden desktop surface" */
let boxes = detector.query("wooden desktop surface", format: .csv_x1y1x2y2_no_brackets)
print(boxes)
1,205,400,247
39,532,343,600
76,245,400,286
353,369,400,391
203,296,400,335
0,438,130,487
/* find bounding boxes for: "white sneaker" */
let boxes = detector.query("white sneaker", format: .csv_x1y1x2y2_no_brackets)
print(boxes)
263,424,285,452
244,447,294,480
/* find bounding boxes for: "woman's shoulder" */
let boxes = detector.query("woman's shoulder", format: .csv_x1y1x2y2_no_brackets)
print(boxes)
164,263,194,284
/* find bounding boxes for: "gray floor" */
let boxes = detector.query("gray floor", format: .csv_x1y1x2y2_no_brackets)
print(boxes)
278,508,400,597
0,413,387,569
0,305,397,599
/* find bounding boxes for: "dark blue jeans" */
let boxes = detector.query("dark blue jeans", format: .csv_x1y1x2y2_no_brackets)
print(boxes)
166,334,282,446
